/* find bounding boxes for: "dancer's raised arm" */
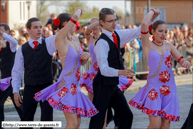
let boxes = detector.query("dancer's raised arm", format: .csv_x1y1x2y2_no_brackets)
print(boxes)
54,8,82,56
141,9,160,60
85,19,99,47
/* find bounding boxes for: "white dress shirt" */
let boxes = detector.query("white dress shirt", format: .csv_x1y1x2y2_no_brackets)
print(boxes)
11,35,56,93
2,33,18,52
94,26,141,77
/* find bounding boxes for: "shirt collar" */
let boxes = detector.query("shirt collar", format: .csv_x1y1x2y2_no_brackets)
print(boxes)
102,29,114,38
29,38,42,46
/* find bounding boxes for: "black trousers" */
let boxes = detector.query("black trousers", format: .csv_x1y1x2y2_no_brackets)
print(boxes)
106,92,125,127
21,82,53,129
0,85,23,129
89,82,133,129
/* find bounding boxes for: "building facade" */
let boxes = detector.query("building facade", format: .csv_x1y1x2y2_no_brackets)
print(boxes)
131,0,193,29
0,0,36,37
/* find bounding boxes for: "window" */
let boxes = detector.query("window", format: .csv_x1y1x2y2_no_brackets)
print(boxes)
144,7,166,21
20,1,25,22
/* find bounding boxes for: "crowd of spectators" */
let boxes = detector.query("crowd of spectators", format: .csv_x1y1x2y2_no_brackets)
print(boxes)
8,13,193,79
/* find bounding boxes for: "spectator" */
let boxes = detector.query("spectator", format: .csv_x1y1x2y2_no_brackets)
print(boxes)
172,25,180,34
184,29,193,62
10,30,16,39
167,30,175,45
19,27,27,37
45,13,56,26
17,36,26,49
45,30,53,38
179,32,186,46
79,33,88,52
46,23,52,31
127,25,132,29
181,25,188,39
121,25,125,30
42,26,49,39
173,28,181,45
80,25,87,36
23,33,30,41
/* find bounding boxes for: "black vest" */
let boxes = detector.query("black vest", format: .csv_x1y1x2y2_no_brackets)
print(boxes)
94,31,124,86
0,42,15,78
22,39,53,86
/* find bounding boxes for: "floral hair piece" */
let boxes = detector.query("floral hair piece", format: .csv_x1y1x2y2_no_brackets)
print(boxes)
53,18,61,28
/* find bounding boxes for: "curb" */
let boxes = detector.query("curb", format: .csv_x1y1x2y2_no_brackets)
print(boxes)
4,105,15,112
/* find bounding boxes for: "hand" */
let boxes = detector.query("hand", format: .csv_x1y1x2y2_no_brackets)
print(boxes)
72,8,83,21
81,52,90,60
14,93,22,107
151,9,160,21
119,69,135,77
181,60,191,69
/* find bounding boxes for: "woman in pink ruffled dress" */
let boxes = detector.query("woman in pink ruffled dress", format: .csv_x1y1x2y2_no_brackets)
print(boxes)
34,8,98,129
79,18,133,102
129,9,191,129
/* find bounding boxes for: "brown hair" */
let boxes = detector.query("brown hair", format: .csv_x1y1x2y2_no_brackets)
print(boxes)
149,20,166,35
10,30,15,33
26,17,41,29
52,13,71,30
99,8,115,26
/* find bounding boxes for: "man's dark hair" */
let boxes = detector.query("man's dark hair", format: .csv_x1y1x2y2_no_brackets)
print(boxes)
99,8,115,26
26,17,41,29
0,23,10,33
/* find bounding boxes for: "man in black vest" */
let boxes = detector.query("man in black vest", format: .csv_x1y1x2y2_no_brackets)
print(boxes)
89,8,141,129
12,18,56,128
0,23,23,129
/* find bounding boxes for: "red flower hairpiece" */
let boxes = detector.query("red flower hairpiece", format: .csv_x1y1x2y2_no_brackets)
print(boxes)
148,24,152,32
53,19,60,28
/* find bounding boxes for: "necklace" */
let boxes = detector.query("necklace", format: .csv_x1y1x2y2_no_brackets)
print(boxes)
67,36,72,41
153,41,163,46
93,36,99,40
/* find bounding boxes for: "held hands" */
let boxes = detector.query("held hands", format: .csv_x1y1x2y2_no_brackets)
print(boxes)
81,52,90,61
72,8,83,21
14,93,22,107
119,69,135,77
181,60,191,69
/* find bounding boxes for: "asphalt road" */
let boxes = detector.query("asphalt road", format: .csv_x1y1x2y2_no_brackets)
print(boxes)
4,84,193,129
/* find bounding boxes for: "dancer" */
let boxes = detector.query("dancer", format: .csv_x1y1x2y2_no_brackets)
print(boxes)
88,8,146,129
129,9,191,129
12,18,56,128
0,23,23,129
80,18,133,102
34,8,98,129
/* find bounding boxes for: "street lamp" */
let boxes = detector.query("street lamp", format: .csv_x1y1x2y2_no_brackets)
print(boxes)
1,0,6,11
26,0,32,19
